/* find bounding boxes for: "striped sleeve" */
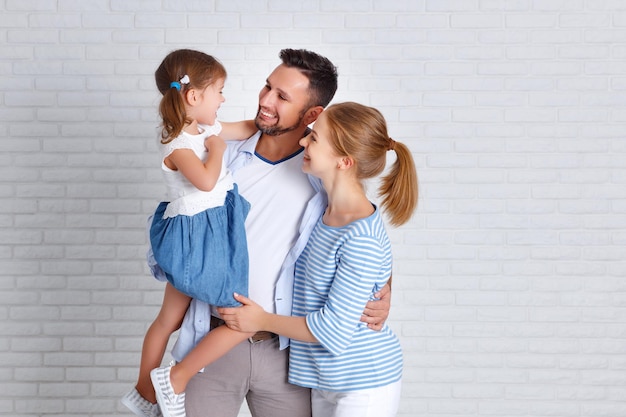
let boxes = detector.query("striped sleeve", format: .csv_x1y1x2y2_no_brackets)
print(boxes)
305,232,385,356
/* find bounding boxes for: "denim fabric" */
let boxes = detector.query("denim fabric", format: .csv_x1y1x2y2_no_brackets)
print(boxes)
149,185,250,307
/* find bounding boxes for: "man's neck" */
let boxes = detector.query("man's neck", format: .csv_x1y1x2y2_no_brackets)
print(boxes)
255,128,308,163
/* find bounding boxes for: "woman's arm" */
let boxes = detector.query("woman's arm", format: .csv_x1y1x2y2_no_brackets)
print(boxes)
219,293,318,343
219,120,257,141
301,236,388,356
222,236,389,356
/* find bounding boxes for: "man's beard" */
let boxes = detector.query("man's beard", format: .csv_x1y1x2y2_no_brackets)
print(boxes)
255,108,307,136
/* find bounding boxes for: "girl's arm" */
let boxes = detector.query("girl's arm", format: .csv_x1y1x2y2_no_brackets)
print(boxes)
219,293,318,343
219,120,257,141
165,135,226,192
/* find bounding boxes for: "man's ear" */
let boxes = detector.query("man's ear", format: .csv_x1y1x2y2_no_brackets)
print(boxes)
303,106,324,125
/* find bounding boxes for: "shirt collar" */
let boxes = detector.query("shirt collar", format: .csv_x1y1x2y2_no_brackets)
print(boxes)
239,131,262,155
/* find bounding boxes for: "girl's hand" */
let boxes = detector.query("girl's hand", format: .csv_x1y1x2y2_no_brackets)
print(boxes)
218,293,267,333
204,134,226,154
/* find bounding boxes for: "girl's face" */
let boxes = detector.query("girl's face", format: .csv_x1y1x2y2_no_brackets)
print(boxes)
299,112,341,179
189,77,226,126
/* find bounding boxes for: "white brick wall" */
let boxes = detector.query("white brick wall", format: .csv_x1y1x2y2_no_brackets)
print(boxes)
1,1,625,416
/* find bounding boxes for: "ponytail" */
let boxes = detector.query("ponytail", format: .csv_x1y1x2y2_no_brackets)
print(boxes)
158,87,189,144
379,140,418,227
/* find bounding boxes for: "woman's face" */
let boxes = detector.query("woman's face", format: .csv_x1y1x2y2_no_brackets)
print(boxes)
299,112,341,179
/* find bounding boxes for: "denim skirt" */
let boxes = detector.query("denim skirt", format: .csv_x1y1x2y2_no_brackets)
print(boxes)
149,185,250,307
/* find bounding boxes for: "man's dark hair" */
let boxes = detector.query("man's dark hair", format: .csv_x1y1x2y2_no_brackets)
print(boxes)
279,48,338,109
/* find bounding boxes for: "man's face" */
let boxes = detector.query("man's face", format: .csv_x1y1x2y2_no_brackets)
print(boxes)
255,64,312,136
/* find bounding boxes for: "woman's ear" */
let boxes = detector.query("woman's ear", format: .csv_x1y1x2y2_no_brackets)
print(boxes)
337,156,355,170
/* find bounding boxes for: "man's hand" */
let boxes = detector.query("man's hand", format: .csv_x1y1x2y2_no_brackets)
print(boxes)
361,281,391,331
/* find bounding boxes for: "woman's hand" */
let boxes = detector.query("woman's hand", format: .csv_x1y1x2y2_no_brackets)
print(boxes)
217,293,267,333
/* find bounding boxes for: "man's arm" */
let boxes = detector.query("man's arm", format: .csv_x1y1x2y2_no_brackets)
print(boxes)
219,120,257,140
360,278,392,331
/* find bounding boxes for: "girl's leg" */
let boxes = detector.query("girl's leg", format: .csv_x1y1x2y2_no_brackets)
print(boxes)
168,324,255,394
150,323,254,417
136,283,191,403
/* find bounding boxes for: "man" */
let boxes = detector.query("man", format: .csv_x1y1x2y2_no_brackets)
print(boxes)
170,49,391,417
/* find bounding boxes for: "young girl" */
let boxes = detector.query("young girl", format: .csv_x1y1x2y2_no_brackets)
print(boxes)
121,49,256,417
220,102,418,417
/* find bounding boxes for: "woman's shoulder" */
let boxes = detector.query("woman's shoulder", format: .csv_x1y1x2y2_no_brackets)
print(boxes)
338,209,389,247
346,205,385,232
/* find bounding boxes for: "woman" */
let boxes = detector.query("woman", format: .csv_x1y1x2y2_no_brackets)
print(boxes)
220,102,418,417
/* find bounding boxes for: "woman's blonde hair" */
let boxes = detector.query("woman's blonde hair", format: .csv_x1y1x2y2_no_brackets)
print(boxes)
154,49,227,143
323,102,418,226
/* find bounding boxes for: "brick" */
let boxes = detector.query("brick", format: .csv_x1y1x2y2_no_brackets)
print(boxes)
2,3,626,417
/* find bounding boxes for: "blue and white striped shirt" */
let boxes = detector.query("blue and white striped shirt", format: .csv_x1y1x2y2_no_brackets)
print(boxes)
289,207,403,392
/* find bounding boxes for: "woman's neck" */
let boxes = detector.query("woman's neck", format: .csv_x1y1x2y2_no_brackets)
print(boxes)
323,179,373,227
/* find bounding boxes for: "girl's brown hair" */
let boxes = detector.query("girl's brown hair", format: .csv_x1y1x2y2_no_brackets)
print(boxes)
154,49,227,143
323,102,418,226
